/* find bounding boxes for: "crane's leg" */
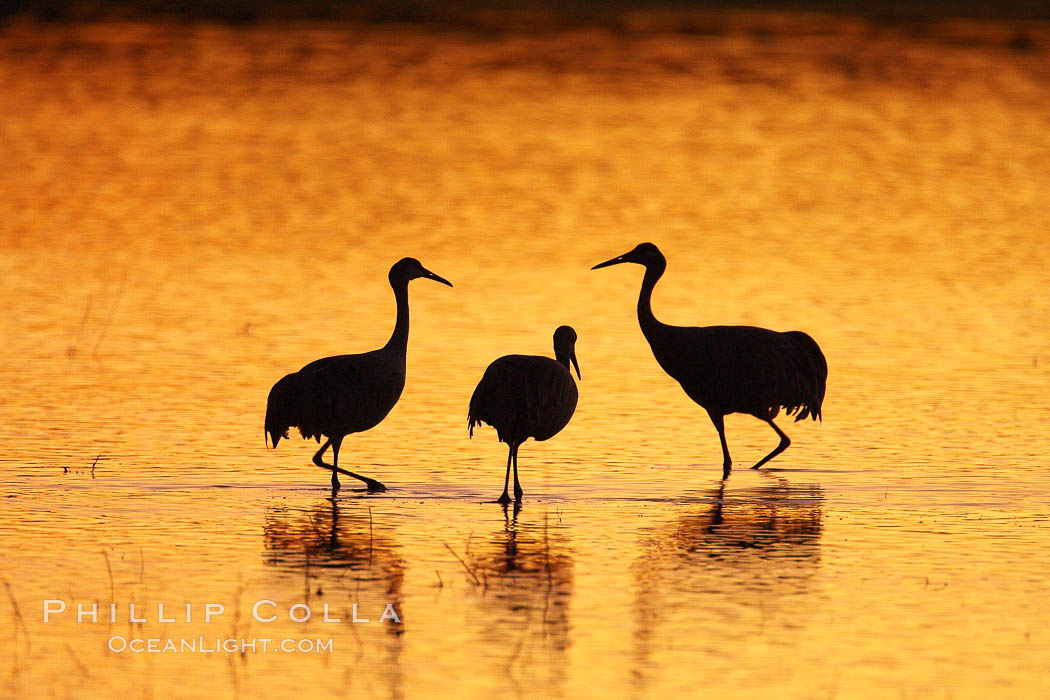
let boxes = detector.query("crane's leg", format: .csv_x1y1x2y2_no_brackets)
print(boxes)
497,445,513,505
332,439,387,493
328,437,343,495
313,436,388,493
707,410,732,479
751,419,791,470
511,442,524,503
312,439,339,494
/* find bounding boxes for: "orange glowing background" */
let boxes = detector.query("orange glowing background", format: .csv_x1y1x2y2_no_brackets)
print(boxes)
2,10,1049,698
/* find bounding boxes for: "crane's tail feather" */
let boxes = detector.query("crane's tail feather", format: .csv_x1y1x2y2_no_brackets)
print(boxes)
468,411,489,439
784,331,827,423
467,370,511,443
265,372,303,451
467,380,486,438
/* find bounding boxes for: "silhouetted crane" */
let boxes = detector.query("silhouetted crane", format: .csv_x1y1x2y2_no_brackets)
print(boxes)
265,257,452,495
593,243,826,479
468,326,581,504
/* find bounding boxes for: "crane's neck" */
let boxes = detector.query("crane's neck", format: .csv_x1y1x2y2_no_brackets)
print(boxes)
384,277,410,354
637,260,665,338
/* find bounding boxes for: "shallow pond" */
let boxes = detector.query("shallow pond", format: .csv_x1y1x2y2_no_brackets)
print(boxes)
2,17,1049,698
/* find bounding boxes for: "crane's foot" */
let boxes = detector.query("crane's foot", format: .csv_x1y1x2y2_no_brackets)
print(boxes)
496,492,511,505
513,489,524,503
722,463,732,480
359,478,387,493
333,467,386,493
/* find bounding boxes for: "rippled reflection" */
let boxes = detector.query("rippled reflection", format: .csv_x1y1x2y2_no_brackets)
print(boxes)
458,506,573,691
264,499,404,606
631,480,823,687
263,500,405,695
665,480,822,563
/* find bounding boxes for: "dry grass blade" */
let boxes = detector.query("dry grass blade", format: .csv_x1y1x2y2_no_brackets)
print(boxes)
443,543,480,586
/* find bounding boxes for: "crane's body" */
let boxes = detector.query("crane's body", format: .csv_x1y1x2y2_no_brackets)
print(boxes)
593,243,826,479
645,323,825,422
267,348,405,446
469,354,578,445
265,257,452,495
468,326,580,504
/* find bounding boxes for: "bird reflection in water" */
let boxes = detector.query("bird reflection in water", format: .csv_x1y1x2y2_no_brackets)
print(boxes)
631,479,823,688
667,481,823,563
263,500,405,694
263,500,404,612
459,505,573,691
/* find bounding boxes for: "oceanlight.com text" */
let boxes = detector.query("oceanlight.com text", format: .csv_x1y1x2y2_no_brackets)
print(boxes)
107,636,335,654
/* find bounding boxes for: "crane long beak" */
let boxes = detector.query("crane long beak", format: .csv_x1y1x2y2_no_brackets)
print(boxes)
591,254,627,270
422,268,454,287
570,353,581,380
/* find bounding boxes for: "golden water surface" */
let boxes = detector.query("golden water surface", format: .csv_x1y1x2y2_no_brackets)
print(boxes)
2,16,1049,698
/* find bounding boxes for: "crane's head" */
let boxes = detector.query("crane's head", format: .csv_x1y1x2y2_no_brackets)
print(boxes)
591,242,665,271
553,325,581,380
390,257,454,287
